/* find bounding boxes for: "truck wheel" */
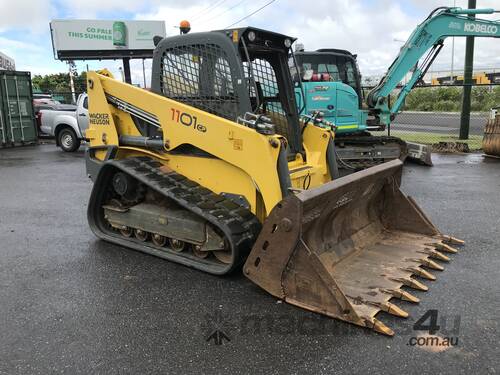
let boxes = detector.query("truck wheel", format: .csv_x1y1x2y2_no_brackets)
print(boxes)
58,128,80,152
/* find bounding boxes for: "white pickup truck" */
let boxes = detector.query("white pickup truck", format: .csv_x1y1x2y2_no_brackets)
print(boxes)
40,93,89,152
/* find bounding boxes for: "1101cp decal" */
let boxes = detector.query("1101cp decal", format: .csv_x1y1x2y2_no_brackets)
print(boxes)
171,109,207,133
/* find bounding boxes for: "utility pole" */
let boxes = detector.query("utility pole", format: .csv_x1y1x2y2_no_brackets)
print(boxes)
118,67,125,82
459,0,476,140
122,57,132,84
450,0,456,84
68,60,77,104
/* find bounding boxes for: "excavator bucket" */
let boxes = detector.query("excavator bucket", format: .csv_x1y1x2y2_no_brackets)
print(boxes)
244,159,462,336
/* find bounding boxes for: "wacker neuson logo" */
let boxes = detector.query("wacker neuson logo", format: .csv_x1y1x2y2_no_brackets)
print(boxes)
464,22,498,34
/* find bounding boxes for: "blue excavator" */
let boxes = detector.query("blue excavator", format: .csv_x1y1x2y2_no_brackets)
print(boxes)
293,6,500,169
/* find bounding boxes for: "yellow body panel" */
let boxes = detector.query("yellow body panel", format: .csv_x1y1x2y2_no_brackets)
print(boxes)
86,71,336,219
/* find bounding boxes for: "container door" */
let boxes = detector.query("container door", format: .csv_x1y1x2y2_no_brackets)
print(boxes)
0,72,8,145
0,71,37,146
0,94,7,145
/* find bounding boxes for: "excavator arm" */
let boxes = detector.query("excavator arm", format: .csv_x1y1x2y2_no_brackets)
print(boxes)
367,7,500,125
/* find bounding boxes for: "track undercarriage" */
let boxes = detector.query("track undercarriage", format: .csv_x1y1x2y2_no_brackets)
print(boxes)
88,157,261,275
334,134,408,171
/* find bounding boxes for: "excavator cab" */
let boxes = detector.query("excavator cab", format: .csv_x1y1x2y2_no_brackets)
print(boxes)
151,27,303,154
294,48,363,106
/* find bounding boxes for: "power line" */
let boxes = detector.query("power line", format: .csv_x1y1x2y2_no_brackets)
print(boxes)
191,0,226,20
225,0,277,28
201,0,248,24
191,0,228,21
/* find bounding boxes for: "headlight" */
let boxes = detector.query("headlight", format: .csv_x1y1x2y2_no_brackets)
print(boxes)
247,31,256,42
284,39,292,48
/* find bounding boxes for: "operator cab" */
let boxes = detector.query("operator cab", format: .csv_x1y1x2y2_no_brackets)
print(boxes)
151,27,303,155
292,49,363,107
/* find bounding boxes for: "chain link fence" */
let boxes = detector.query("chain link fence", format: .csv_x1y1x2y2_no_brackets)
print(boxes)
45,91,85,104
365,85,499,151
42,85,497,151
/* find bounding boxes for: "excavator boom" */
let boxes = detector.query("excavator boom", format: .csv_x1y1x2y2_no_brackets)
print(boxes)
367,7,500,125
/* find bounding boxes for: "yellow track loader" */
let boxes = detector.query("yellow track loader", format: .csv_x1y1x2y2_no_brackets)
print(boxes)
85,27,462,335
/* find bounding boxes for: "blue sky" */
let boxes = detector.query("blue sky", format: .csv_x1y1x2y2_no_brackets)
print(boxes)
1,0,499,87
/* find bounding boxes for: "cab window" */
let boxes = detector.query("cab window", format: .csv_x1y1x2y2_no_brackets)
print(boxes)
317,64,341,81
345,61,358,89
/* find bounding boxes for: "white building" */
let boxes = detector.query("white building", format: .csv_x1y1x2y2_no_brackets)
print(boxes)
0,52,15,71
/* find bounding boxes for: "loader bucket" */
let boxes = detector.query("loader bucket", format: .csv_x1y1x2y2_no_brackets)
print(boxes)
244,159,462,336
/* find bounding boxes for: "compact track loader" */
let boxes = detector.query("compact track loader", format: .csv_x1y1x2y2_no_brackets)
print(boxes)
85,27,463,335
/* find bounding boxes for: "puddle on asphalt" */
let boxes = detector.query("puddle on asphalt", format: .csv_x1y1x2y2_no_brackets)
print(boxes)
460,154,486,165
431,152,498,165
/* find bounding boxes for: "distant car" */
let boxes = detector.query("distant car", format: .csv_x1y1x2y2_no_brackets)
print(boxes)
39,93,89,152
33,93,54,100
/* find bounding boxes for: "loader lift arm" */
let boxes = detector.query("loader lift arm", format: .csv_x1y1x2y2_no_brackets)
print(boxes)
367,7,500,125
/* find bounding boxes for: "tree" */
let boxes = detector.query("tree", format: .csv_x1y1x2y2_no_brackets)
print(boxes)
32,71,87,94
403,86,499,112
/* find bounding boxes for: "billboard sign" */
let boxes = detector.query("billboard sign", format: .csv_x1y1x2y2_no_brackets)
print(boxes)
0,52,15,70
50,19,166,60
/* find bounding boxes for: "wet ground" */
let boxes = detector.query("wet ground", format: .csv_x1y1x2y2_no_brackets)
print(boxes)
0,144,499,374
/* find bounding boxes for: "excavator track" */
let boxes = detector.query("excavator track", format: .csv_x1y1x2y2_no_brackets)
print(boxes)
334,134,408,170
87,156,262,275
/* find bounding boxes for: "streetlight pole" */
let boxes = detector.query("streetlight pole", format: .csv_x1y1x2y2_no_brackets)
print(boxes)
459,0,476,140
450,0,456,83
118,67,125,82
68,60,77,104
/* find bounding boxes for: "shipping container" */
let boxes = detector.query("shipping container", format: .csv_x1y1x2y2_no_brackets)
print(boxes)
0,70,37,148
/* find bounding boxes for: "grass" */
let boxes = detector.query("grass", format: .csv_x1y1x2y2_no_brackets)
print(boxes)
389,131,484,151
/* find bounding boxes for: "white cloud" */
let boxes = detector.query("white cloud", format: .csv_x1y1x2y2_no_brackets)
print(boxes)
0,0,54,33
135,1,263,35
283,0,500,77
287,2,414,74
0,37,43,54
61,0,147,19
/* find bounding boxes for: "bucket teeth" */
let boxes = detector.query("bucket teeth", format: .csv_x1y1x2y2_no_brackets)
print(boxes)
441,235,465,245
428,249,450,262
404,266,436,281
363,317,394,336
381,288,420,303
434,243,459,254
414,258,445,271
370,301,409,318
391,277,428,291
419,248,450,262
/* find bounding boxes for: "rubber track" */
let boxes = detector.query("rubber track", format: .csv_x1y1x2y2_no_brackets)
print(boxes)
335,134,408,169
335,134,407,148
97,156,262,275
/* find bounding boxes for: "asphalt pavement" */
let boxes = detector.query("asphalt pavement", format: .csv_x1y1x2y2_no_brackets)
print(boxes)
0,144,499,374
393,111,489,135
